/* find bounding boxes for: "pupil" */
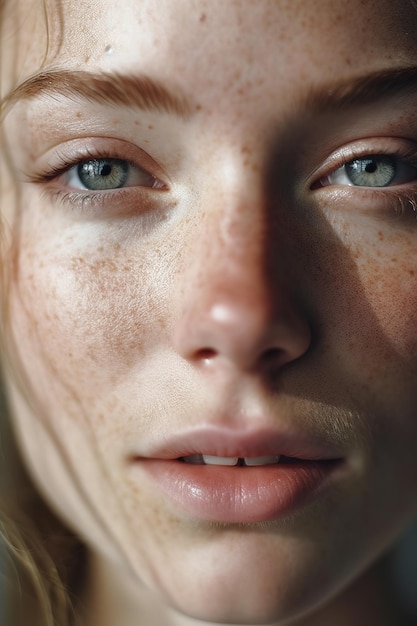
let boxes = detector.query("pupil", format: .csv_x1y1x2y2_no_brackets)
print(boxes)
100,164,112,177
365,161,377,174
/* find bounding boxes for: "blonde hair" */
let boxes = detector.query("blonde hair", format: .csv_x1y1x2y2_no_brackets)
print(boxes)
0,1,85,624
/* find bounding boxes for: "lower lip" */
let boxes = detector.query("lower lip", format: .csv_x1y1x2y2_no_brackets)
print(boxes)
137,458,341,523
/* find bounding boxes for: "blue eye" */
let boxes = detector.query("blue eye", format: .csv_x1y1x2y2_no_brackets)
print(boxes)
64,157,163,191
76,159,129,190
344,156,395,187
324,155,417,188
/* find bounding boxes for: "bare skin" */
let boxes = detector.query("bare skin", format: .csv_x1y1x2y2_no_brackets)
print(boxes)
2,1,417,625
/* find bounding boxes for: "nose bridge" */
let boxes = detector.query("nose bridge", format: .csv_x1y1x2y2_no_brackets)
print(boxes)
194,185,268,304
173,166,311,372
205,141,274,284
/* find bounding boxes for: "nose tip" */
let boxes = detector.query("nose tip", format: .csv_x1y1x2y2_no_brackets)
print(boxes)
175,292,311,373
172,177,312,375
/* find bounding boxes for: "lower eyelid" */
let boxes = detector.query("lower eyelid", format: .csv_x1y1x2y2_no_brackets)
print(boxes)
308,180,417,222
40,184,173,220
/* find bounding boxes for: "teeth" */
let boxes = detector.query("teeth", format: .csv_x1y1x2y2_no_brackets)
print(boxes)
244,455,280,466
181,455,281,466
182,454,205,464
202,455,239,466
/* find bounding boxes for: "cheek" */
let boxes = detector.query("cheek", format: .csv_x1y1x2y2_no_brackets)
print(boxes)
311,213,417,357
347,229,417,357
5,221,179,547
10,223,173,397
308,220,417,522
293,208,417,431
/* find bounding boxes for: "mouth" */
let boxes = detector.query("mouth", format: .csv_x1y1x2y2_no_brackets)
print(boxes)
131,427,345,524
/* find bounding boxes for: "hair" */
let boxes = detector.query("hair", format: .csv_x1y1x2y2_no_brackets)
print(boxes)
0,412,85,626
0,1,85,625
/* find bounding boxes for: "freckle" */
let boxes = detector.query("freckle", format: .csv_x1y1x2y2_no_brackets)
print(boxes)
147,124,154,130
76,111,82,118
195,103,202,111
158,316,167,330
134,120,141,126
199,13,207,22
409,269,415,276
378,231,384,241
391,258,398,263
84,55,90,63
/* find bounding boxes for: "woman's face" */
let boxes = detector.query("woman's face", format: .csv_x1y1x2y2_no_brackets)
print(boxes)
3,0,417,623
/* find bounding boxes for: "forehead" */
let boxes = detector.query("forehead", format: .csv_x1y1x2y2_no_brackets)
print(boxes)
3,0,417,105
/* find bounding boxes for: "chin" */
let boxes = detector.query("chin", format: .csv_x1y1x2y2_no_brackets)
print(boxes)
154,558,330,626
165,589,317,626
169,596,288,626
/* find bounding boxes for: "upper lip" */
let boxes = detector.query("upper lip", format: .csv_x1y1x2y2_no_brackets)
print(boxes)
134,426,344,462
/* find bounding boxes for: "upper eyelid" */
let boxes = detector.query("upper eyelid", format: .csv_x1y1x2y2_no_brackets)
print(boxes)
27,137,171,188
307,137,417,186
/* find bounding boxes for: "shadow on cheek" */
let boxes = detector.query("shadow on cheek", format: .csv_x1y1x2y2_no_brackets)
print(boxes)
263,161,417,416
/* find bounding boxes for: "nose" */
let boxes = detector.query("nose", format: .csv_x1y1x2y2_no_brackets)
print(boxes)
173,189,311,374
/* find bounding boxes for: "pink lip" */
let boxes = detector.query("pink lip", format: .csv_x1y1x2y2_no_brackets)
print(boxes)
131,427,344,523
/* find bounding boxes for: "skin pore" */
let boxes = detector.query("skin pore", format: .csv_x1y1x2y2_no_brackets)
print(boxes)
2,0,417,625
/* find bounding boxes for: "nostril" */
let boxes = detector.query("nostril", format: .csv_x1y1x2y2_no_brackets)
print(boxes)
260,346,302,372
175,291,311,371
195,347,218,361
261,347,283,364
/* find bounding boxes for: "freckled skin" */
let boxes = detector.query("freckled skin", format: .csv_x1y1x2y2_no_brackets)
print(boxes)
2,1,417,626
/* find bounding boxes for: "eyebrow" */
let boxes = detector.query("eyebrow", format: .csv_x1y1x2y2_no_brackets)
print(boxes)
4,69,193,118
4,65,417,119
304,65,417,111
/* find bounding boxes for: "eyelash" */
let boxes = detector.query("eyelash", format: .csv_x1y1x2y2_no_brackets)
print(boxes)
311,143,417,190
28,147,167,212
306,141,417,221
28,140,417,223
